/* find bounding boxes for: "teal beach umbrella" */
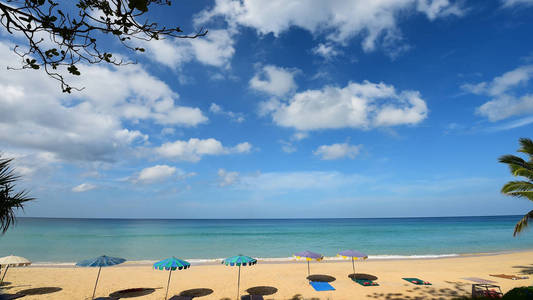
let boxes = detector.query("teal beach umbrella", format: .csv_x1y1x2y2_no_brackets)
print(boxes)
222,255,257,300
76,255,126,300
153,257,190,300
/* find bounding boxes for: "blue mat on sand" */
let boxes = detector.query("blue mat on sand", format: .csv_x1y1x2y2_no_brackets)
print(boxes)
309,281,335,291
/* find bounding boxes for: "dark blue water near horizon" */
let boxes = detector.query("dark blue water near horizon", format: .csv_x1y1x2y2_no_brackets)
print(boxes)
1,215,531,263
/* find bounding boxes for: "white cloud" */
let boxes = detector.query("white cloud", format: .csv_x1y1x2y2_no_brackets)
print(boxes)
135,165,177,184
312,43,341,59
280,140,297,153
218,168,239,186
209,103,245,122
501,0,533,7
237,171,370,191
72,183,97,192
487,116,533,132
196,0,463,55
262,80,428,131
2,151,59,176
0,41,208,162
249,65,298,97
144,29,235,69
461,65,533,121
292,132,309,141
314,143,362,160
156,138,252,162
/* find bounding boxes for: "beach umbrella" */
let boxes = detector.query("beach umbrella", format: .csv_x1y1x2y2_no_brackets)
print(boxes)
76,255,126,300
0,255,31,285
294,250,323,277
222,255,257,300
153,257,190,300
338,250,368,275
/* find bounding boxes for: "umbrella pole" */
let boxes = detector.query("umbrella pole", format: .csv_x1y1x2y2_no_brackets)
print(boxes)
165,269,172,300
237,265,241,300
352,258,355,275
91,266,102,300
0,265,9,286
307,260,310,277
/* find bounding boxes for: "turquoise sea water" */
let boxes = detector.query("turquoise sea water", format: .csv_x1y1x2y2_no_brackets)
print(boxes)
0,216,532,263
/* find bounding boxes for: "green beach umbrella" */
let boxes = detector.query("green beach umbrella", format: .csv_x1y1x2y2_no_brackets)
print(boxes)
222,255,257,300
153,257,191,300
76,255,126,300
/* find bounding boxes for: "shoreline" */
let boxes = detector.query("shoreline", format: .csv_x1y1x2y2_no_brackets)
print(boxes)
27,248,533,267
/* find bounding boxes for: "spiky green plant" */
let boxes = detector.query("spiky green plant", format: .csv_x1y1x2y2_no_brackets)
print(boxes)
499,138,533,236
0,155,34,234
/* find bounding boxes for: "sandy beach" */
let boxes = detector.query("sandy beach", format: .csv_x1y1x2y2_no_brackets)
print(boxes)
1,251,532,299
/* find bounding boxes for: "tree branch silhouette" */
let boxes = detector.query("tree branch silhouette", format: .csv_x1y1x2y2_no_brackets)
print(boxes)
0,0,207,93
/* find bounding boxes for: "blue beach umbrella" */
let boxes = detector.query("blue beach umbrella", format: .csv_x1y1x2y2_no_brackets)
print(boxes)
338,250,368,275
76,255,126,300
153,257,191,300
294,250,323,277
222,255,257,300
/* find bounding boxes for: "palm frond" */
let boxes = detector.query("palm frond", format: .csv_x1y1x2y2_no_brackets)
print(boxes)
514,210,533,236
512,167,533,181
518,138,533,160
499,155,533,172
505,191,533,201
0,154,34,234
501,181,533,193
0,157,20,186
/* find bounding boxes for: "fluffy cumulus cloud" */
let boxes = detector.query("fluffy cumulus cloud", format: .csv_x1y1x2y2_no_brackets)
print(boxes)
501,0,533,7
249,65,298,97
0,41,207,163
144,29,235,69
461,65,533,121
312,43,342,60
72,183,97,192
196,0,463,55
261,81,428,131
218,168,240,186
135,165,177,184
314,143,362,160
156,138,252,162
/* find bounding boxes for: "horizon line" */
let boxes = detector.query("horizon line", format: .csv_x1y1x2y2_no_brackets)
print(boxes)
17,214,521,221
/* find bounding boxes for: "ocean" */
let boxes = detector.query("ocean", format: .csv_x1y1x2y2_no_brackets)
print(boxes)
1,216,532,264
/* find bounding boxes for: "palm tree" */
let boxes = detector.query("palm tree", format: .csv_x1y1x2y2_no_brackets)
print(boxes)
0,155,34,234
499,138,533,236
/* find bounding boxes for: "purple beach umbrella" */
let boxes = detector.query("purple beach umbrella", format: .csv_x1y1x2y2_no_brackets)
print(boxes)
294,251,323,277
338,250,368,275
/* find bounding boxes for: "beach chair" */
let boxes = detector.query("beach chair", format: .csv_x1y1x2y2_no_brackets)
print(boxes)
353,278,379,286
489,274,529,280
309,281,335,291
402,277,432,285
241,295,264,300
0,294,25,300
169,296,192,300
471,284,503,299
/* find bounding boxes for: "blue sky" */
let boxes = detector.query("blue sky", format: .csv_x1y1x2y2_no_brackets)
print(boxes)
2,0,533,218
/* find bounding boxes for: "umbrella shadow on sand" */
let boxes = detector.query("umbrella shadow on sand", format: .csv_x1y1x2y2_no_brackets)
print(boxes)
513,264,533,274
306,275,336,283
167,288,214,299
366,280,471,300
16,287,62,296
242,286,278,299
348,273,378,281
108,287,156,298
